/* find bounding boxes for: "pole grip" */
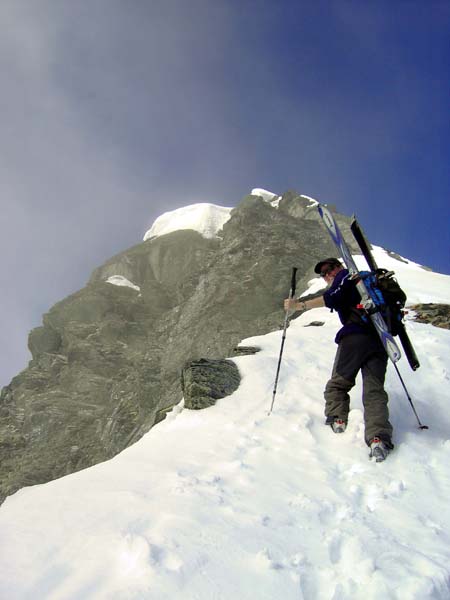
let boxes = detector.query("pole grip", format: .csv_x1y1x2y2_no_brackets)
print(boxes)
290,267,298,299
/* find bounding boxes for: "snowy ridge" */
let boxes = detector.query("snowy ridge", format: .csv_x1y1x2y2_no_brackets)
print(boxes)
251,188,281,207
363,246,450,305
0,255,450,599
300,194,319,206
143,203,232,241
143,188,281,242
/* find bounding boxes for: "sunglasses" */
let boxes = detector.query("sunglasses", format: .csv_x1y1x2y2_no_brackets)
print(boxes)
320,265,336,277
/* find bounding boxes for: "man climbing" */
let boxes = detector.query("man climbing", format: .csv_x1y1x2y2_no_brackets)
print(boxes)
284,258,393,462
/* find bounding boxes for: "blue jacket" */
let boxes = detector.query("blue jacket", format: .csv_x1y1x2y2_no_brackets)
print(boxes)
323,269,371,343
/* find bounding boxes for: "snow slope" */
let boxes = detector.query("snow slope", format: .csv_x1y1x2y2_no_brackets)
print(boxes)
1,254,449,599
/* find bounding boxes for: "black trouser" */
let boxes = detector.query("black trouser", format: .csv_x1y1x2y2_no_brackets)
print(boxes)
324,333,393,447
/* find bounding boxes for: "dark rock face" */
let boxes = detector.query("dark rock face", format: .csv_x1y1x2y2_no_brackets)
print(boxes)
0,192,355,503
181,359,240,410
410,304,450,330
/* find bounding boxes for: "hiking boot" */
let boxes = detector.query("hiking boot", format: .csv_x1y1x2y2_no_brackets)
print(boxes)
331,418,347,434
369,437,390,462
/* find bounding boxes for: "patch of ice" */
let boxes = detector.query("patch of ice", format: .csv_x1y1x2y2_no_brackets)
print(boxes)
106,276,140,292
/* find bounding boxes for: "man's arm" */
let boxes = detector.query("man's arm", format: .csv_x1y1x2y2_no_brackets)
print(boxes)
284,295,325,313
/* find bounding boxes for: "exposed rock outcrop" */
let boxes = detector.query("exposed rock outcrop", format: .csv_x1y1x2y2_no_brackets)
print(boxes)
410,304,450,330
181,359,240,410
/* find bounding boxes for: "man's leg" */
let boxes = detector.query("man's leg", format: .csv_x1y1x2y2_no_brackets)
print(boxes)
361,353,393,447
324,337,362,424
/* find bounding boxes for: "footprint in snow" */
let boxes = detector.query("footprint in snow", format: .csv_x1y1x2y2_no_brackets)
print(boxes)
117,535,183,576
254,548,284,571
326,532,343,564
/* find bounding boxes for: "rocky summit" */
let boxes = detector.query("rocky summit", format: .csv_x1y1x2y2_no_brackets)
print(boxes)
0,191,358,503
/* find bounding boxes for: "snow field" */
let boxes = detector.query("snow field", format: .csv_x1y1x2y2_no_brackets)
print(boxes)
1,246,450,599
0,305,449,599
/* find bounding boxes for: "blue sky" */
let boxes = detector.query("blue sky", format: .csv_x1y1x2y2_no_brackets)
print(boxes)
1,0,449,386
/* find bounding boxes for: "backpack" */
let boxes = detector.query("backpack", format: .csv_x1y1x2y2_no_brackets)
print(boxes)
359,269,407,335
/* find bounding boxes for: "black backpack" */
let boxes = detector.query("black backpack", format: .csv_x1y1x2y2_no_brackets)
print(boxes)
361,268,407,335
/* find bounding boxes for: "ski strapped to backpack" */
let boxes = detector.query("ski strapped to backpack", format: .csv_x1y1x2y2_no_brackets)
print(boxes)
350,217,420,371
317,204,402,364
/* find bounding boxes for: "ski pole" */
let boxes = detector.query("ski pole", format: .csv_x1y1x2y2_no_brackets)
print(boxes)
268,267,298,415
393,363,428,430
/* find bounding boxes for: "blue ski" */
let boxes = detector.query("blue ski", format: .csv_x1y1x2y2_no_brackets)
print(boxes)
318,204,401,363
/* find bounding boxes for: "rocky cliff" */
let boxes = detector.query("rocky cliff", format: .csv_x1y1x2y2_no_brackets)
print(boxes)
0,191,358,503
